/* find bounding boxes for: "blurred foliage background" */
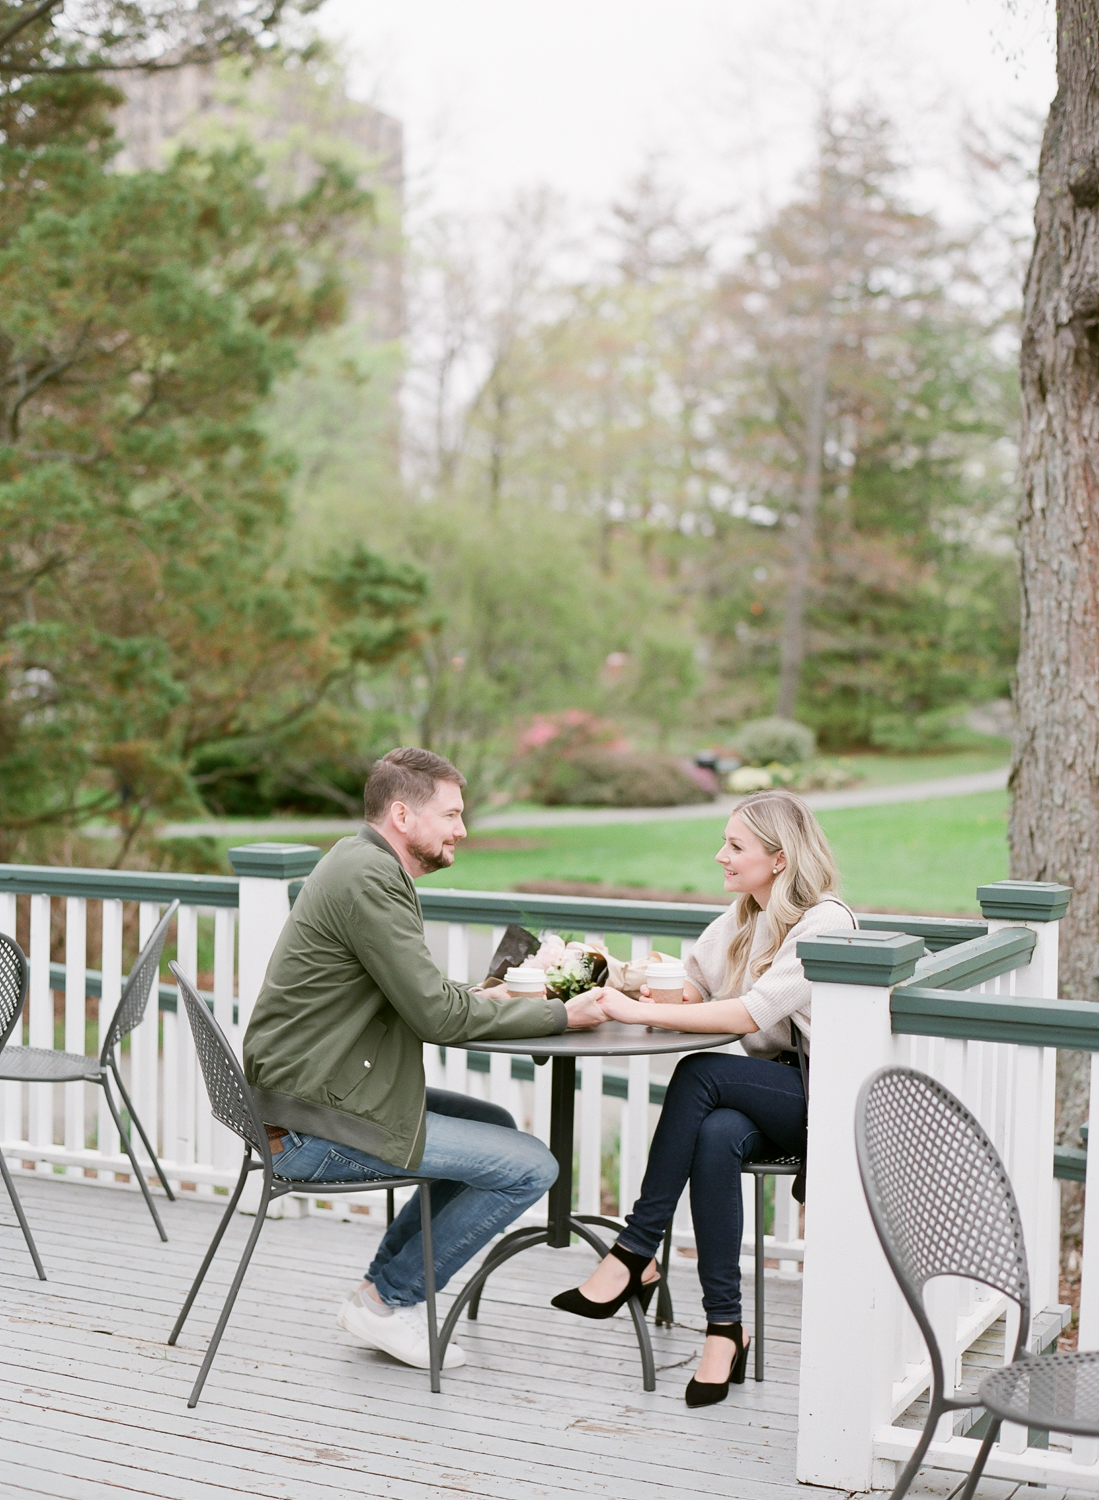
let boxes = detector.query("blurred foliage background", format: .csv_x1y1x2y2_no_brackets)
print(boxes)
0,13,1026,861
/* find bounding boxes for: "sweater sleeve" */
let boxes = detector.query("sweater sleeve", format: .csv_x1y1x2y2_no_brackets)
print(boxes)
739,900,856,1034
341,863,568,1043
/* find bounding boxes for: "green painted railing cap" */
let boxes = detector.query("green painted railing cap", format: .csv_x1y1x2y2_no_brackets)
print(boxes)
976,880,1072,922
227,843,323,879
798,929,925,987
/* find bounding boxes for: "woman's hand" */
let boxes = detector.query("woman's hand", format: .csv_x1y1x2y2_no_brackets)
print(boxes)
564,988,608,1030
596,986,650,1024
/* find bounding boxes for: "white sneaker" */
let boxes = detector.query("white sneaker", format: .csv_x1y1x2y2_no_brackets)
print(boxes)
337,1289,466,1369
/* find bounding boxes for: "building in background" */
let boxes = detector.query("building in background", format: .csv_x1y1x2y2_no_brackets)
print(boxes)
111,62,404,341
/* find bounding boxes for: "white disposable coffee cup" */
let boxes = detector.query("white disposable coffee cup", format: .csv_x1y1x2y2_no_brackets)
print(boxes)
505,965,547,998
645,959,687,1003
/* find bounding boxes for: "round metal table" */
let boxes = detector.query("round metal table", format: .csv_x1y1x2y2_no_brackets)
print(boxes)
439,1021,739,1389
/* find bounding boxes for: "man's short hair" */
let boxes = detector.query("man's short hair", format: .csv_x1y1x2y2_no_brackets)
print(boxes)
363,747,465,823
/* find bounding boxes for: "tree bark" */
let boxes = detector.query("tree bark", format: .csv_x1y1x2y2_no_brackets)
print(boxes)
1013,0,1099,1167
776,330,829,718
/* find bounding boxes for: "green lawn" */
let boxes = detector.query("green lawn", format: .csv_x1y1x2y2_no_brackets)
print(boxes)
417,790,1009,916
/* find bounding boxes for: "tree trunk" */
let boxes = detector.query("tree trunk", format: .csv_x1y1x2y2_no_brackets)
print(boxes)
1013,0,1099,1176
776,330,829,718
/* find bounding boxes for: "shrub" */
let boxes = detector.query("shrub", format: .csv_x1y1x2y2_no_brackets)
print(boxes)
530,748,713,807
731,717,816,766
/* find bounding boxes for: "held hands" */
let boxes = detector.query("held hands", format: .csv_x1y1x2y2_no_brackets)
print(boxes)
594,985,649,1024
564,988,609,1030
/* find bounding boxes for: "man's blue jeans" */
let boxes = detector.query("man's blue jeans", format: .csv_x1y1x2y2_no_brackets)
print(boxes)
269,1088,558,1307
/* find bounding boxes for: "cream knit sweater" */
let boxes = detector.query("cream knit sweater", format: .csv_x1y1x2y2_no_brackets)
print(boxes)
685,896,856,1056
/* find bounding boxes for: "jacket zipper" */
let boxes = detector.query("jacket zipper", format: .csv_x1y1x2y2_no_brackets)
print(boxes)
404,1087,427,1169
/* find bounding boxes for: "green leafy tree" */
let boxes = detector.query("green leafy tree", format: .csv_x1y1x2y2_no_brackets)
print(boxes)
0,39,426,856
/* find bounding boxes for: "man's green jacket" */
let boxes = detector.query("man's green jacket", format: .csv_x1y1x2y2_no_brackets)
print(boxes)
243,828,568,1170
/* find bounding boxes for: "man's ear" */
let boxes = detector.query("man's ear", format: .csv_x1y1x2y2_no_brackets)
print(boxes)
390,799,411,832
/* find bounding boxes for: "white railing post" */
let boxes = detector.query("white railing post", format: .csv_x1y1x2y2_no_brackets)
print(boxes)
795,930,924,1492
979,882,1069,1324
228,844,322,1040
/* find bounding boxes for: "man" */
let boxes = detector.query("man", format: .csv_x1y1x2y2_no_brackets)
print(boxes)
243,747,605,1371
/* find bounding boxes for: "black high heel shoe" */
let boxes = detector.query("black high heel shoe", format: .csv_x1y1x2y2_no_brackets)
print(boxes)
684,1322,750,1408
550,1243,660,1320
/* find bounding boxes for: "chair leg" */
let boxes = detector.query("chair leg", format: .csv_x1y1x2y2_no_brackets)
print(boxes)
754,1172,765,1381
185,1165,274,1408
419,1181,441,1395
111,1064,175,1201
957,1418,1001,1500
654,1221,675,1326
888,1396,946,1500
386,1187,395,1227
169,1155,254,1346
102,1073,168,1241
0,1145,46,1280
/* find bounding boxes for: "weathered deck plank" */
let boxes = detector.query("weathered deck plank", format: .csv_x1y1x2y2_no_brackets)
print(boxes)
0,1176,1082,1500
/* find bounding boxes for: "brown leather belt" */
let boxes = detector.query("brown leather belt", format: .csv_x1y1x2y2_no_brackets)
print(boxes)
265,1124,288,1154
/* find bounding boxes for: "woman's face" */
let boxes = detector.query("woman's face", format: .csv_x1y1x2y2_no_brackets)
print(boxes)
716,812,785,901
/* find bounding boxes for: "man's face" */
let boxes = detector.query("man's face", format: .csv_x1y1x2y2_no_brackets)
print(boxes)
400,781,467,874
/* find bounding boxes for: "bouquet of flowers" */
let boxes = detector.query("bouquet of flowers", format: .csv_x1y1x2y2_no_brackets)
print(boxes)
545,953,600,1000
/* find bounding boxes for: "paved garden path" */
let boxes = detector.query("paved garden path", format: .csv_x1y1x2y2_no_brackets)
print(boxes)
155,766,1008,839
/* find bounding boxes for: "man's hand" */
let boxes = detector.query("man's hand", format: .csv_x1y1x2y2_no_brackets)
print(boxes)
564,988,607,1030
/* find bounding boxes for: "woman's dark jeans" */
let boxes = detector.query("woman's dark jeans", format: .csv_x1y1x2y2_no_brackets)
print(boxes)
618,1051,806,1323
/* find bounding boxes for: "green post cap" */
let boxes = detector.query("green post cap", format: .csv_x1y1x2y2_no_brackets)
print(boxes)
227,843,323,880
798,930,925,987
976,880,1072,923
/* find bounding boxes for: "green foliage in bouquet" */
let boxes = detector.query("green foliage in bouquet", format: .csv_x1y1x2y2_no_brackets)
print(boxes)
545,955,600,1001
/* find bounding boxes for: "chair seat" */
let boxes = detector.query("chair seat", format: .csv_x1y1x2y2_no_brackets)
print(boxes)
0,1047,103,1083
979,1350,1099,1437
743,1153,802,1175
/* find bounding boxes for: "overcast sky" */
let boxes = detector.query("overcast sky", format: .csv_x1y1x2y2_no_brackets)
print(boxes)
317,0,1056,233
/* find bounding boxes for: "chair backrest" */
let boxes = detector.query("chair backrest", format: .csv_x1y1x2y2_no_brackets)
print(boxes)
0,933,29,1052
855,1066,1031,1369
168,961,269,1163
101,900,180,1059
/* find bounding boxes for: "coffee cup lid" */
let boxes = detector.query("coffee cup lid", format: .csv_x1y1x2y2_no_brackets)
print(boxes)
645,959,686,977
506,965,545,981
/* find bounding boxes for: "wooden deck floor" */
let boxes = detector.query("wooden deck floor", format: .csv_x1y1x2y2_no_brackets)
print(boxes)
0,1175,1075,1500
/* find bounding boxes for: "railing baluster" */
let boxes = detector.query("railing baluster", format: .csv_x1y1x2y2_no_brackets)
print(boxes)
618,934,653,1214
171,904,199,1187
63,897,87,1176
578,1055,602,1215
129,902,162,1175
0,892,19,1150
28,894,52,1171
445,923,469,1095
210,907,237,1176
97,899,123,1178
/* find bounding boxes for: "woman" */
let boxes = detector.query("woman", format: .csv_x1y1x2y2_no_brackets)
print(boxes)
550,789,854,1407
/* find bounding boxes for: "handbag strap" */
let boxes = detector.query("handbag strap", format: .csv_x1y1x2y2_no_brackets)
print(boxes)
793,1024,809,1103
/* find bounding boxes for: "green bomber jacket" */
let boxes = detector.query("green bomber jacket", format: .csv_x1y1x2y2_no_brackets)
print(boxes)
242,827,568,1170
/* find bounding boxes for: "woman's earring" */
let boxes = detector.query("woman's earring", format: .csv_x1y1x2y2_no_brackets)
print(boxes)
772,866,779,875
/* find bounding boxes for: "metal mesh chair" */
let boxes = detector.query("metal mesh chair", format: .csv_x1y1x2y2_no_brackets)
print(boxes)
855,1065,1099,1500
0,901,180,1242
0,933,45,1279
168,962,443,1407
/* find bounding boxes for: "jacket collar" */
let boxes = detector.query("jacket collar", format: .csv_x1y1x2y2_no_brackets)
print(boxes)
359,824,416,891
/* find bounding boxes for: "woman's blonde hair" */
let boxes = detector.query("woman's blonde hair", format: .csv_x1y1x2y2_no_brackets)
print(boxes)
721,789,842,996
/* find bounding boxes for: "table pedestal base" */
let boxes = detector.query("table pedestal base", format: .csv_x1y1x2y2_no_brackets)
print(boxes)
438,1213,658,1391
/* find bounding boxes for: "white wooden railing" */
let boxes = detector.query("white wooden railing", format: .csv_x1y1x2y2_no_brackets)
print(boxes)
796,880,1099,1493
0,845,979,1263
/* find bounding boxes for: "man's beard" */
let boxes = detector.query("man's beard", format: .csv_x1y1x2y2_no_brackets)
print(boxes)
407,836,455,875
